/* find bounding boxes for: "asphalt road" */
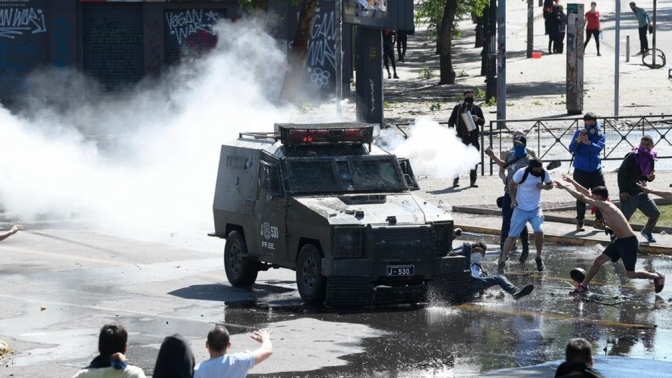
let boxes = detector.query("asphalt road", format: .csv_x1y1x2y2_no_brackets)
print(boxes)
2,219,672,377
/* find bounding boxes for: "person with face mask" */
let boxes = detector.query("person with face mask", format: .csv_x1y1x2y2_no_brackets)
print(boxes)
450,241,534,300
448,89,486,188
485,132,536,264
617,135,660,243
498,158,554,274
569,112,606,231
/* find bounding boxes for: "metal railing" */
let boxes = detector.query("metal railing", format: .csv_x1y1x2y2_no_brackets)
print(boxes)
482,115,672,175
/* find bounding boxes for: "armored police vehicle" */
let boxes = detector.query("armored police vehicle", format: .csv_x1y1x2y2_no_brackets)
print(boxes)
210,123,469,306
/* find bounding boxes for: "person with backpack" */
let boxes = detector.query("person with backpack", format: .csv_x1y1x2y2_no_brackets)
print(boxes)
485,132,536,263
497,159,554,274
569,112,606,231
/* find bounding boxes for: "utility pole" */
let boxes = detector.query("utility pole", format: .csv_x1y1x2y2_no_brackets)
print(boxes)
496,0,506,128
527,0,534,58
566,3,584,114
614,0,621,116
485,0,497,101
335,0,343,118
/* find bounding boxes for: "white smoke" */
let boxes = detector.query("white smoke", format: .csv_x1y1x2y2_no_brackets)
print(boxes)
377,116,481,178
0,18,292,241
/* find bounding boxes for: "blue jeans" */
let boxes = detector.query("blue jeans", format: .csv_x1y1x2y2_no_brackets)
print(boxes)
470,275,517,295
501,192,530,252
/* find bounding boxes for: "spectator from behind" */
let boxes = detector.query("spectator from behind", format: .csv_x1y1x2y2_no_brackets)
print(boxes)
72,323,146,378
153,334,195,378
555,338,605,378
194,327,272,378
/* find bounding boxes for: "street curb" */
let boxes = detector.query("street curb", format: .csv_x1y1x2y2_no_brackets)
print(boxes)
454,223,672,255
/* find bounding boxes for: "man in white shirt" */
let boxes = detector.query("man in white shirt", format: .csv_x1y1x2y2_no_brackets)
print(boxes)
498,159,553,274
194,327,272,378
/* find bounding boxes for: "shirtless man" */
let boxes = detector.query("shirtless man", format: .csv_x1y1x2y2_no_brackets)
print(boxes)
555,176,664,294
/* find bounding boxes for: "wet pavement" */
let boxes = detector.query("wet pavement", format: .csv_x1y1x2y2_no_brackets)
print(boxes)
1,222,672,377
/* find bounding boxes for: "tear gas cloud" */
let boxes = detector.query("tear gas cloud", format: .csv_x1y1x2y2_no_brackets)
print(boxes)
0,18,475,245
377,117,480,178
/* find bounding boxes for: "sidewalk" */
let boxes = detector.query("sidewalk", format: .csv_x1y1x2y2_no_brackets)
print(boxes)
375,0,672,124
417,169,672,255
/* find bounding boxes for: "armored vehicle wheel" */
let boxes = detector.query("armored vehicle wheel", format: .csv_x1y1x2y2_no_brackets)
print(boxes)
224,231,258,287
296,244,327,304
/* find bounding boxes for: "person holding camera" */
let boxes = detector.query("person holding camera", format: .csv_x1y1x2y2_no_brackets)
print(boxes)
569,112,606,231
485,131,536,263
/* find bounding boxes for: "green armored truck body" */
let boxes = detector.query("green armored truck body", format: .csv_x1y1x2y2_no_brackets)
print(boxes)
211,123,469,306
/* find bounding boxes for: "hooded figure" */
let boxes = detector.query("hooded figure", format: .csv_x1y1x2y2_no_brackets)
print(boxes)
153,334,195,378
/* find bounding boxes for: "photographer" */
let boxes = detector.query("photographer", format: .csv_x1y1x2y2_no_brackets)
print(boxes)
569,112,606,231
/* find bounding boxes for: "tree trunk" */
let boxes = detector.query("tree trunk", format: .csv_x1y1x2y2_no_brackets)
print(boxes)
475,16,484,48
279,0,318,104
439,0,458,85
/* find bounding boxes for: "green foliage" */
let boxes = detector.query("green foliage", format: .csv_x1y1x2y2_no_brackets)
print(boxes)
419,66,434,79
383,101,391,108
456,70,468,78
416,0,490,41
533,100,542,106
429,103,442,112
476,88,486,98
485,97,496,106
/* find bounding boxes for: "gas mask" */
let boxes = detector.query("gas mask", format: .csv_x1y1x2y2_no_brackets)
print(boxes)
584,125,596,134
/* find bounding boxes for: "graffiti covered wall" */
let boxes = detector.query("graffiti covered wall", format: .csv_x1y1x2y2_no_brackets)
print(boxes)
163,8,225,66
0,0,49,96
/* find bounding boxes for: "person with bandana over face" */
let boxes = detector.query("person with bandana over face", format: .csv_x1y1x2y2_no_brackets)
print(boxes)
450,241,534,300
485,132,536,264
498,158,554,274
569,112,606,232
617,135,660,243
448,89,486,188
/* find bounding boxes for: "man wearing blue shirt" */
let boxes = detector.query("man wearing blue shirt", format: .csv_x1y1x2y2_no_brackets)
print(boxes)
569,112,606,231
630,2,652,55
194,327,273,378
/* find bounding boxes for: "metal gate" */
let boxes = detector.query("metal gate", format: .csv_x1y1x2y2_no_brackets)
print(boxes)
82,4,144,90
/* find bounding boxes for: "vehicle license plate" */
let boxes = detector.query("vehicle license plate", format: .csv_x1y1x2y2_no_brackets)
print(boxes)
386,265,415,276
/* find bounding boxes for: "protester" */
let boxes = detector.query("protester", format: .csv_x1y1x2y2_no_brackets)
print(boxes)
448,89,486,188
485,132,535,262
194,326,272,378
555,338,605,378
72,323,147,378
568,112,606,231
630,2,652,55
451,241,534,300
617,135,660,243
382,30,398,79
498,159,554,274
584,2,602,56
0,224,22,242
555,178,664,294
153,334,195,378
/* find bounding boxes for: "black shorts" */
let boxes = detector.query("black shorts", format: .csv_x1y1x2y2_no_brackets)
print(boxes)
603,236,639,271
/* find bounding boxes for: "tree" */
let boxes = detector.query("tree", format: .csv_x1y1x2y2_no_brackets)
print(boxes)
279,0,318,103
417,0,489,84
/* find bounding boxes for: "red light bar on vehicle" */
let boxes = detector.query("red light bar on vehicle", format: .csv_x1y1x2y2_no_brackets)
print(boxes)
276,123,375,146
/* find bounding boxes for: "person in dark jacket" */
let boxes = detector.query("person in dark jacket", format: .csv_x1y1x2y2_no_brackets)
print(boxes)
382,30,398,79
448,89,486,188
569,112,606,231
617,135,660,243
544,2,560,54
555,338,605,378
153,334,195,378
450,241,534,300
